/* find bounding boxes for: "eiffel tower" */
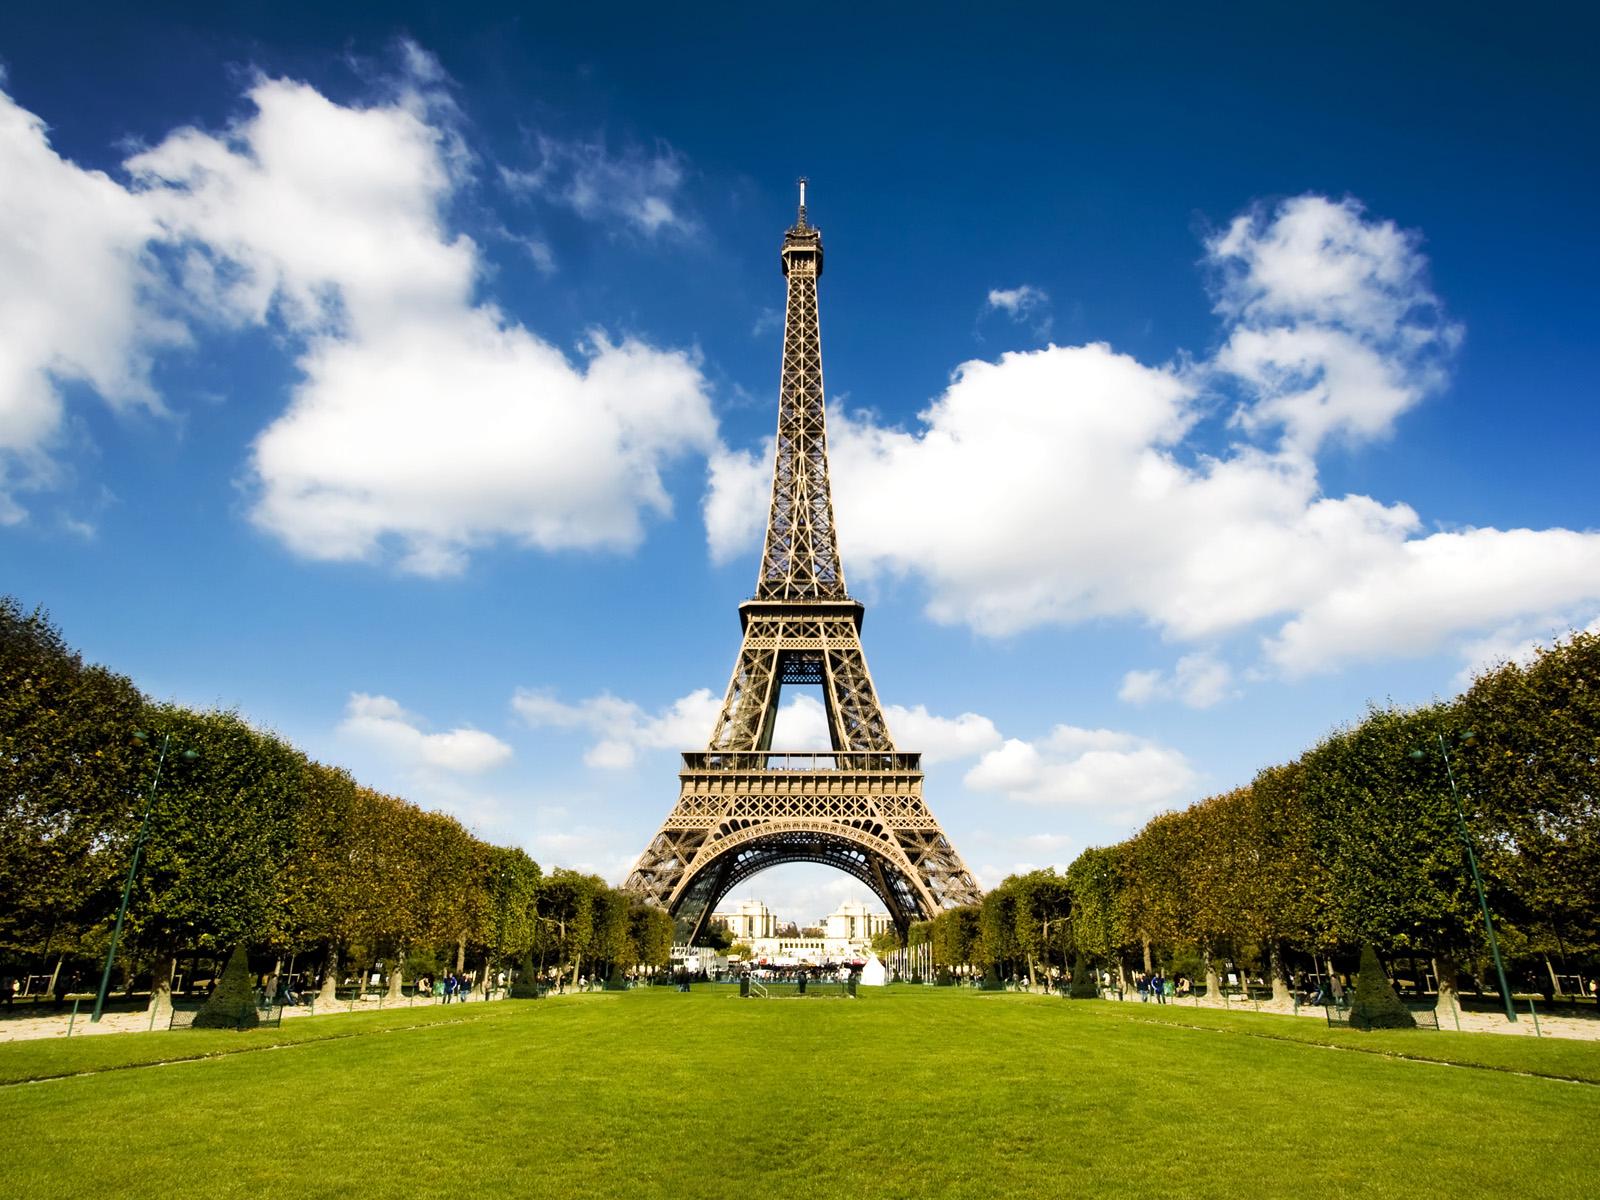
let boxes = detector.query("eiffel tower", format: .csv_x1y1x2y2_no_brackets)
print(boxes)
624,181,983,941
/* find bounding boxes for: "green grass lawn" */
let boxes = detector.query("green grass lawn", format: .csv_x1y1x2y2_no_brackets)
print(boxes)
3,989,1596,1197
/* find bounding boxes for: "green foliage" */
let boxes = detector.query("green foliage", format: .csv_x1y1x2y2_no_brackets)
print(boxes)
627,904,674,969
978,883,1019,967
1055,635,1600,991
193,944,259,1030
485,846,543,969
0,595,648,996
700,920,734,951
1303,704,1476,956
977,872,1073,973
869,927,902,957
930,906,980,967
1064,846,1123,962
1459,631,1600,961
1348,944,1416,1031
0,599,144,961
535,869,605,972
132,704,307,957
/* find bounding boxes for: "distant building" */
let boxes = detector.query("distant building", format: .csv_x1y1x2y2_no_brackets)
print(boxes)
707,898,892,965
710,898,777,941
824,900,893,943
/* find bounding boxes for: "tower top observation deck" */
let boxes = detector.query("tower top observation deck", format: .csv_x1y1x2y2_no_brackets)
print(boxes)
782,177,823,277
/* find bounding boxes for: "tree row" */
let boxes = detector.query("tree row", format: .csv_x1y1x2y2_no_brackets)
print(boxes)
1,598,672,1007
909,633,1599,1003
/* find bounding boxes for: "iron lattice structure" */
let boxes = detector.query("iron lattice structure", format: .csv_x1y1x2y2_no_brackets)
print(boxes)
624,183,983,940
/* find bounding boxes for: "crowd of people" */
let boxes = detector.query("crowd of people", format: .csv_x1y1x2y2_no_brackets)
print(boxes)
1132,972,1191,1003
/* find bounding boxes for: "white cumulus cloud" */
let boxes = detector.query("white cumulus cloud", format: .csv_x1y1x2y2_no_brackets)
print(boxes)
0,52,717,567
705,194,1600,680
964,725,1197,811
121,60,716,574
0,85,178,522
339,692,513,774
882,703,1004,763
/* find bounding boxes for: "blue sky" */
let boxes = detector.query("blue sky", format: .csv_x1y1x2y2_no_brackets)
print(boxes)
3,3,1597,922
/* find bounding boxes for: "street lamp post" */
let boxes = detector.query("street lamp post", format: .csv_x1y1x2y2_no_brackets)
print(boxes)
1411,731,1517,1023
92,730,197,1023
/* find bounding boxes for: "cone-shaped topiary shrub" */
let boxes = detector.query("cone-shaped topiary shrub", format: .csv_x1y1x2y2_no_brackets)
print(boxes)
509,952,543,998
1349,943,1416,1030
935,966,954,986
193,944,260,1030
1069,952,1099,999
980,963,1006,990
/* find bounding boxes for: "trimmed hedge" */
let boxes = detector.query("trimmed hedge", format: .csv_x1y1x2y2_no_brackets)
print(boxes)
1348,943,1416,1030
192,945,259,1030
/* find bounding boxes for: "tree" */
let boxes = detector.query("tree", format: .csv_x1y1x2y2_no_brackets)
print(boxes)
1303,704,1483,997
0,598,144,975
1006,870,1073,984
341,788,425,996
1459,632,1600,979
700,920,734,951
484,846,543,986
869,927,901,958
930,906,980,971
535,870,603,984
1239,762,1322,1003
627,904,673,972
270,758,358,1009
1066,846,1130,985
588,886,631,979
979,883,1020,984
129,705,308,1006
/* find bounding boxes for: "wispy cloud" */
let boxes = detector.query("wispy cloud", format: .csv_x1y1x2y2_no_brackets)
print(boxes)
985,284,1052,337
501,133,695,237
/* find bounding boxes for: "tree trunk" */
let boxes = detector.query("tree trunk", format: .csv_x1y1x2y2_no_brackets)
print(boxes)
146,953,177,1020
386,952,405,1001
1203,945,1222,1003
569,955,581,989
1434,954,1461,1019
455,935,466,973
1326,956,1344,1001
316,944,340,1007
1026,957,1037,989
1268,940,1291,1005
1142,937,1153,975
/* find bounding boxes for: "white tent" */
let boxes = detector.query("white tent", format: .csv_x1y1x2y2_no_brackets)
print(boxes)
860,954,887,987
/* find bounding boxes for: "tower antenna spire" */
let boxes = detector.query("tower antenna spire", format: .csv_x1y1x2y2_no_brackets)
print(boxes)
796,176,808,227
